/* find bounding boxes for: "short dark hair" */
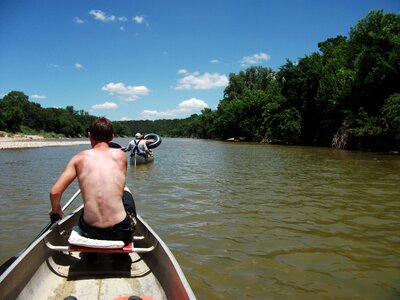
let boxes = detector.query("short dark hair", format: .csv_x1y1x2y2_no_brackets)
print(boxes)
89,117,113,142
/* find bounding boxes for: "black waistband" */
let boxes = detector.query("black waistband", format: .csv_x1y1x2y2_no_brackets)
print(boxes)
79,213,131,231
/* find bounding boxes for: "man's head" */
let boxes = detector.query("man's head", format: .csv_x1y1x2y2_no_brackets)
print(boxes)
89,117,114,143
135,133,143,139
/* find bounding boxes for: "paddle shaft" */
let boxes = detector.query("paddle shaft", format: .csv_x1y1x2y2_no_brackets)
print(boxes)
0,189,81,275
35,189,81,240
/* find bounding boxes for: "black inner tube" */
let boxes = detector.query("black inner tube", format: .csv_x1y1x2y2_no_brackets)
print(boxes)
144,133,162,149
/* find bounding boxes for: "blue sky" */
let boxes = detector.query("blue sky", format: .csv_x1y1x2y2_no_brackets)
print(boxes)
1,0,399,121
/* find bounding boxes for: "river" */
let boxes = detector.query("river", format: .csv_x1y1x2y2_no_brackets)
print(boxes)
0,138,399,299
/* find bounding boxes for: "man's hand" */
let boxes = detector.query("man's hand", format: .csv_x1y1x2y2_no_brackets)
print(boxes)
49,206,63,221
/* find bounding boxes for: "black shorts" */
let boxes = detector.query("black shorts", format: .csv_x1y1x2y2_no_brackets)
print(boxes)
79,191,137,245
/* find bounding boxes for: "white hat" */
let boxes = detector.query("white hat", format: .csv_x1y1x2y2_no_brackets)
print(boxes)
135,133,142,138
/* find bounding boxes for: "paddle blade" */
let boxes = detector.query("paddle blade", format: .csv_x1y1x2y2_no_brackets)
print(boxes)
109,142,122,149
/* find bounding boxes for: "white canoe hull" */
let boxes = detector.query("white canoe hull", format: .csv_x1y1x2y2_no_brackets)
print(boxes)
130,154,154,165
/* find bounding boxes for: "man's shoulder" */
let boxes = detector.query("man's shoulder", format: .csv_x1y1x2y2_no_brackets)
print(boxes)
71,149,90,161
78,148,92,155
110,147,127,160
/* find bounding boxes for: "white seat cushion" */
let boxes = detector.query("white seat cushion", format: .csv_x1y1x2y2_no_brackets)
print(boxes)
68,226,125,248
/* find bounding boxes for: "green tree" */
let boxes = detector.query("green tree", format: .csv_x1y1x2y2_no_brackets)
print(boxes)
0,91,29,132
381,93,400,147
262,80,301,142
223,66,274,102
216,66,275,140
348,10,400,115
316,36,355,145
343,10,400,149
278,53,323,144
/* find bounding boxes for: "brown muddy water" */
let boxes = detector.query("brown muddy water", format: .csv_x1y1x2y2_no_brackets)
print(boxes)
0,138,399,299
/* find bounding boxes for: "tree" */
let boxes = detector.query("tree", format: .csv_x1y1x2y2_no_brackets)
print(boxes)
316,36,355,145
0,91,29,132
262,80,301,142
278,54,324,144
223,66,274,102
381,93,400,148
216,66,275,140
348,10,400,115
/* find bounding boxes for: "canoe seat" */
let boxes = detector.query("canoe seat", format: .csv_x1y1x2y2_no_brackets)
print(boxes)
46,226,155,253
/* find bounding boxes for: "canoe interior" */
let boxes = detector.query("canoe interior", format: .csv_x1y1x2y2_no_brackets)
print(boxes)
0,205,195,300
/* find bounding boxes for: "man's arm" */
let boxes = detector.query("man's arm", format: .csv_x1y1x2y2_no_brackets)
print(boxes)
142,141,151,155
49,156,78,219
124,140,134,152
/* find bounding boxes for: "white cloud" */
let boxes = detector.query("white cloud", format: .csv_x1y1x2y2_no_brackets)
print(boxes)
92,102,118,110
175,71,228,90
31,94,46,99
48,63,60,69
140,98,209,120
74,63,83,69
89,10,116,22
121,116,132,121
101,82,150,101
178,98,209,112
133,15,144,24
240,53,271,66
88,10,145,28
73,17,85,24
140,109,176,119
177,69,188,75
210,59,220,64
132,15,150,27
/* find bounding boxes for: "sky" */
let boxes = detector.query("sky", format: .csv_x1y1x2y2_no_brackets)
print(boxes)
1,0,399,121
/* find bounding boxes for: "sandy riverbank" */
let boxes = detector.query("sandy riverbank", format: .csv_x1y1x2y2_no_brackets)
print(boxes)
0,134,89,149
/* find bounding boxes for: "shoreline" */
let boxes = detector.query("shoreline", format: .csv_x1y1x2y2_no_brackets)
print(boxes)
0,135,90,150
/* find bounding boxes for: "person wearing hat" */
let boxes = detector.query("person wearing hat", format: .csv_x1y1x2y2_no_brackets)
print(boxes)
124,133,151,157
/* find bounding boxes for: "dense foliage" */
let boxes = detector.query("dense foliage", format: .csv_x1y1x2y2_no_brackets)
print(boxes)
0,91,94,137
1,11,399,151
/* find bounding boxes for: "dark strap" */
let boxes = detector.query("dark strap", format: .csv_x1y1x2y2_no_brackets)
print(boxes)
130,140,140,157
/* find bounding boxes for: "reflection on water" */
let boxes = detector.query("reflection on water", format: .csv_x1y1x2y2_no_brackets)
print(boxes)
1,138,400,299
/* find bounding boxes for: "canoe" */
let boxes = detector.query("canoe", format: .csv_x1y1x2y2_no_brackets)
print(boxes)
0,193,195,300
125,134,160,165
130,154,155,165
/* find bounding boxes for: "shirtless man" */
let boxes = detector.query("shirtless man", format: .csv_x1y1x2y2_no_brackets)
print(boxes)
49,117,136,244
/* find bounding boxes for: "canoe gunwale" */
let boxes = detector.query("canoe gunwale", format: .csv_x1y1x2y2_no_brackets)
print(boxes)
130,153,155,165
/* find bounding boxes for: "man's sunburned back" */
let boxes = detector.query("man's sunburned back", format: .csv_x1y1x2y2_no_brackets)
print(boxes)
74,145,127,228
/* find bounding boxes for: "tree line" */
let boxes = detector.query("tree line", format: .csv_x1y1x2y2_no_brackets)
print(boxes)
0,91,94,137
1,10,399,151
169,10,399,151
